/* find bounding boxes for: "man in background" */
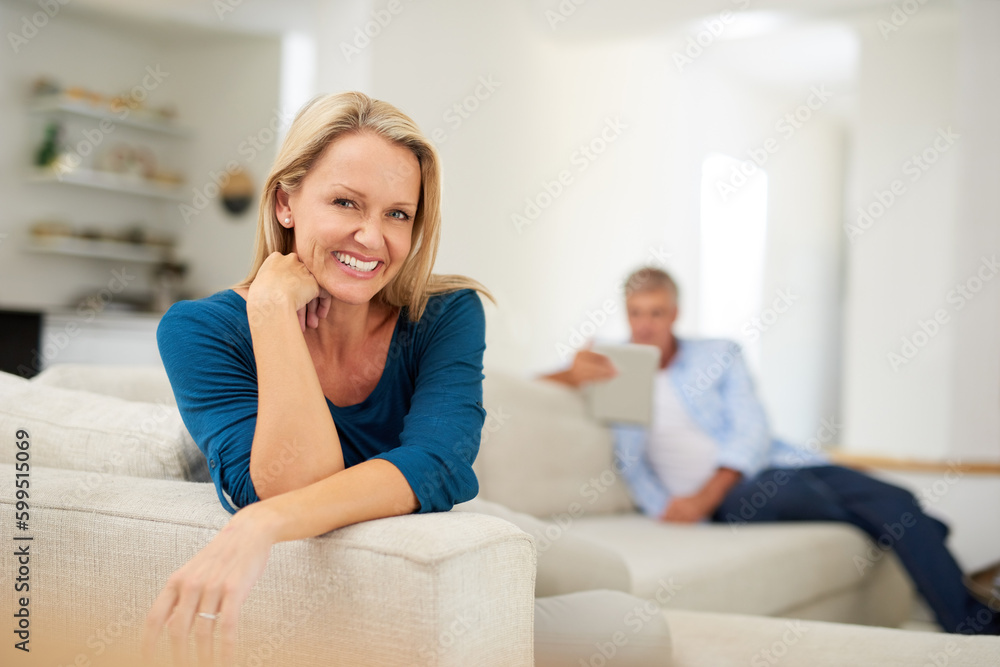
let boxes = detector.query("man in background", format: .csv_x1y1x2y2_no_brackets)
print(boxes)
542,266,999,635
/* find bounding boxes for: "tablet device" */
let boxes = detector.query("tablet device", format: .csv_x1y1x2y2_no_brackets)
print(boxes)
583,343,660,426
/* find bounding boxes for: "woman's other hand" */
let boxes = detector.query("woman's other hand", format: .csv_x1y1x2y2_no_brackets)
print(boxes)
247,251,331,332
142,506,278,666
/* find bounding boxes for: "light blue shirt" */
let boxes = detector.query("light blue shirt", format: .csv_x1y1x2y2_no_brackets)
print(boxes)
612,338,827,518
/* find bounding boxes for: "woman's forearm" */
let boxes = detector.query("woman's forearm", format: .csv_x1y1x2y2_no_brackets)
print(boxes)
247,294,345,499
242,458,419,543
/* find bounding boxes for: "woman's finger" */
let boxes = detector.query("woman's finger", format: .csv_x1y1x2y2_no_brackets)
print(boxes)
297,306,307,333
317,291,332,321
306,297,319,329
142,583,180,662
194,586,224,667
167,583,201,667
216,588,248,667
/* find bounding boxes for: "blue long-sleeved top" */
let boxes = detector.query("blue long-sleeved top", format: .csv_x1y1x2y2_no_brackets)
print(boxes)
156,287,487,515
613,338,827,518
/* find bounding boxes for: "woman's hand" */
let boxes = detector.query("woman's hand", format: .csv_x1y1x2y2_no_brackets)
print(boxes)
142,506,279,666
248,251,332,331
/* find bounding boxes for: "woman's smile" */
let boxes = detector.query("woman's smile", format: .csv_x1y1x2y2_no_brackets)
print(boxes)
333,250,382,277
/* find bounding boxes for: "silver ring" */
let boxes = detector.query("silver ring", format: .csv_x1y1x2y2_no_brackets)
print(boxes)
197,612,219,621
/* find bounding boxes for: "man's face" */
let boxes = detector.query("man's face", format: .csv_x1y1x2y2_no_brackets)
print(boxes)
626,288,678,350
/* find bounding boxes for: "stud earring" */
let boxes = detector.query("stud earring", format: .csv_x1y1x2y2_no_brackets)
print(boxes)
284,217,290,225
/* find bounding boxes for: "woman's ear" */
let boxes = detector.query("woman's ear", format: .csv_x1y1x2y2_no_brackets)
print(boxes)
275,187,293,228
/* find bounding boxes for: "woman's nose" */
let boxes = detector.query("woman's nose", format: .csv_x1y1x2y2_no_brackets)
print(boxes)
354,213,384,248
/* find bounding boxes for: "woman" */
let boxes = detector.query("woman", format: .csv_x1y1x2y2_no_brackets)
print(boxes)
142,91,495,664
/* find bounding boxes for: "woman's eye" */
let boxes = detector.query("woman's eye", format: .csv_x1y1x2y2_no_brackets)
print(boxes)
388,210,412,221
332,198,355,209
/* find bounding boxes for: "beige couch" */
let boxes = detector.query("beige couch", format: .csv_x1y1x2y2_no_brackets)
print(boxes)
473,370,915,625
1,364,998,666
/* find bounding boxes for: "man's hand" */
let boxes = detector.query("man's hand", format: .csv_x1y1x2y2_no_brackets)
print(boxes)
567,349,617,386
541,345,618,388
660,468,743,523
661,494,714,523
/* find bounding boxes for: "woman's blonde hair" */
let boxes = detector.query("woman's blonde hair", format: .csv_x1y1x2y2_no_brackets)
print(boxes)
234,91,494,321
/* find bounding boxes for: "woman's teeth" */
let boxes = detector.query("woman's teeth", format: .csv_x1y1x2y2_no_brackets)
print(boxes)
334,252,378,272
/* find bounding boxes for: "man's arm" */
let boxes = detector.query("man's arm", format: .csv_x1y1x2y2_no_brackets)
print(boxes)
541,349,617,388
661,468,742,523
701,343,772,479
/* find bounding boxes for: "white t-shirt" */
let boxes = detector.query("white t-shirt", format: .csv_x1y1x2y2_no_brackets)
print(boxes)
646,369,720,497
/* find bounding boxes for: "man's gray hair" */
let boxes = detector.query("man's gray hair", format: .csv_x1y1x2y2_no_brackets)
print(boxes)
623,266,678,298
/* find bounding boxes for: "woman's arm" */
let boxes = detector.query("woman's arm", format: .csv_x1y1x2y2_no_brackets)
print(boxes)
244,266,344,499
142,458,417,666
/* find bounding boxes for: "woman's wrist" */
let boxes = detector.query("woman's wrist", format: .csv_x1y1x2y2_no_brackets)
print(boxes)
246,290,298,329
231,499,286,545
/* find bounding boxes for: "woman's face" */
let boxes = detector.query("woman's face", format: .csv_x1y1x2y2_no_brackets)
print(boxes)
278,131,421,307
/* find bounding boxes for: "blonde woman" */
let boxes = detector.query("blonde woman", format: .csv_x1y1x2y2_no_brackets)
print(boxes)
143,92,494,663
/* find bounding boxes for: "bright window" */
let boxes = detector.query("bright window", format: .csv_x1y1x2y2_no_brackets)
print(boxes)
698,153,769,367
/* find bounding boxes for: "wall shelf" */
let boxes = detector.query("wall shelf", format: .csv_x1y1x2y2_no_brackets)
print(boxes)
26,234,172,264
30,96,194,137
27,167,186,201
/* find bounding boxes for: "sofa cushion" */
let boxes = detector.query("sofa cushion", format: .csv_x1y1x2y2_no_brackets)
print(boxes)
562,514,908,618
33,362,176,405
0,370,208,482
665,608,1000,667
477,368,635,517
455,497,631,597
535,590,672,667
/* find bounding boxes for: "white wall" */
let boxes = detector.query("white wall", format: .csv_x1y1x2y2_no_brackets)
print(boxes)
362,0,853,447
839,4,998,461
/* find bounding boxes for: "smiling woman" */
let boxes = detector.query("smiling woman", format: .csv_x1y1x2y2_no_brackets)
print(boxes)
143,91,495,664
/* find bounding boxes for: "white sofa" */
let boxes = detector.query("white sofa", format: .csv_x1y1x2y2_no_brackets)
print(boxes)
1,364,998,667
472,370,915,625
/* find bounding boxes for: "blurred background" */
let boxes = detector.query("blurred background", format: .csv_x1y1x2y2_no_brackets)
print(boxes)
1,0,997,570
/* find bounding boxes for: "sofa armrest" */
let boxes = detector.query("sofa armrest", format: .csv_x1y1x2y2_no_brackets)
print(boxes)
0,464,536,667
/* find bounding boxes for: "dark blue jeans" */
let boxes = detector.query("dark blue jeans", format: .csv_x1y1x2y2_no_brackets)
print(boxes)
711,465,1000,635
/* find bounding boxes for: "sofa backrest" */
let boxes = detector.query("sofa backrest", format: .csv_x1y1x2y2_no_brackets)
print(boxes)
476,368,636,519
9,364,640,519
0,368,208,483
